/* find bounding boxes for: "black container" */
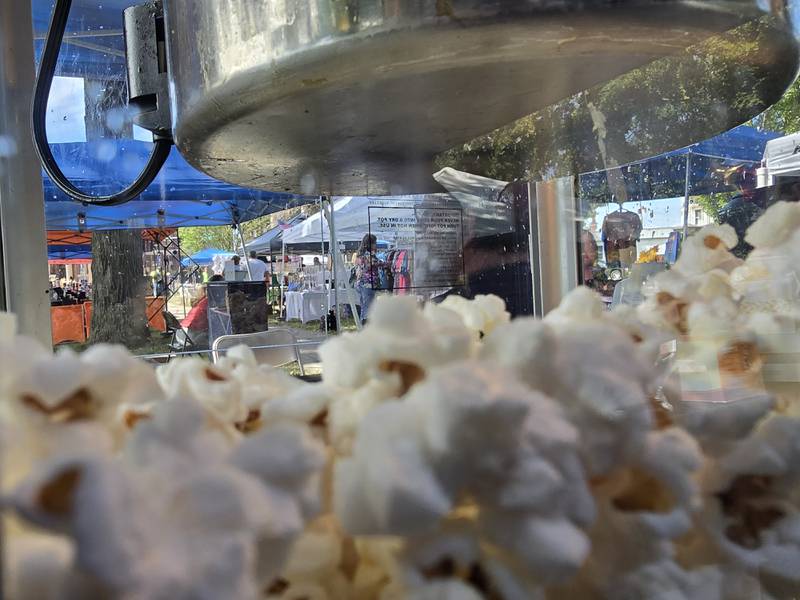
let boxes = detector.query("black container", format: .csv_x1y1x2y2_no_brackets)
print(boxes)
207,281,268,348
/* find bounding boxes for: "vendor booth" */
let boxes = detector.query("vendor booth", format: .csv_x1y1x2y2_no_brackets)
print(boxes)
759,131,800,187
38,138,304,349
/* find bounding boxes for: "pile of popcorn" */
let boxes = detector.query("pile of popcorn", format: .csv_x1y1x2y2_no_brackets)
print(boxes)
2,202,799,599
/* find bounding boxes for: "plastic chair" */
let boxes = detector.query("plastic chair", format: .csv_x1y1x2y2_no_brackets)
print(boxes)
211,329,305,374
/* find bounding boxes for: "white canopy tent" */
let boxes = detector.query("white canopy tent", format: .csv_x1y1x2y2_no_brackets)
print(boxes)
281,196,403,248
282,168,513,249
759,131,800,186
280,168,513,330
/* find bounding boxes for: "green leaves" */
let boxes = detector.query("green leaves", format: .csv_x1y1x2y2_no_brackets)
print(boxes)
435,19,793,186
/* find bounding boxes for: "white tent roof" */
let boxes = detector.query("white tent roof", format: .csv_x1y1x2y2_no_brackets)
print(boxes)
282,168,513,248
763,131,800,178
432,167,507,201
282,197,413,246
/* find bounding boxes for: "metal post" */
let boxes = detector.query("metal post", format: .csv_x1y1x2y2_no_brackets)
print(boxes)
527,182,541,316
682,151,692,241
319,195,328,333
0,0,52,345
280,238,285,319
531,177,579,317
161,235,168,319
323,198,360,329
328,197,339,327
175,229,187,317
235,224,253,280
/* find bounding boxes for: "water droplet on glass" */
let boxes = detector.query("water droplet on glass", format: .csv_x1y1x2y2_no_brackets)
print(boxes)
300,172,316,195
0,135,18,157
96,140,117,162
105,108,127,133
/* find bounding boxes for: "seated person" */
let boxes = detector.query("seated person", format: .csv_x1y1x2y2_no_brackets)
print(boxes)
180,275,224,347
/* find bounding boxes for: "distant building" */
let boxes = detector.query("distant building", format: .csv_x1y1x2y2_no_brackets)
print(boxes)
636,203,714,257
687,202,714,228
637,226,675,256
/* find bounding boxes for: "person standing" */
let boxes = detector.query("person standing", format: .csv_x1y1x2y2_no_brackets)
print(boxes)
355,233,383,321
581,229,599,286
247,250,268,282
225,255,244,280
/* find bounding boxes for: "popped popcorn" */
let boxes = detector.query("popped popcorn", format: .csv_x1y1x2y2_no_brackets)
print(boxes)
0,200,798,599
334,361,593,585
699,414,800,585
3,394,325,599
437,293,511,337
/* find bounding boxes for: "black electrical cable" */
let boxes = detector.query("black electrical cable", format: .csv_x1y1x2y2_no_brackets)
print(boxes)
32,0,171,206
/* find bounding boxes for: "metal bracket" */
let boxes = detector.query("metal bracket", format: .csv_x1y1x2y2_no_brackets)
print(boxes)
123,1,172,137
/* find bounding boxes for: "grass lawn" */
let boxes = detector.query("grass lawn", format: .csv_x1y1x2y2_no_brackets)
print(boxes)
283,315,359,334
57,329,175,357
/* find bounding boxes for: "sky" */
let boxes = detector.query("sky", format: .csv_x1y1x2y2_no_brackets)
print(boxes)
47,76,86,143
590,197,687,230
47,75,152,144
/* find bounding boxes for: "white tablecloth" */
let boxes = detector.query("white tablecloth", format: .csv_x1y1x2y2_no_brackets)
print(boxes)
284,291,304,321
285,289,359,323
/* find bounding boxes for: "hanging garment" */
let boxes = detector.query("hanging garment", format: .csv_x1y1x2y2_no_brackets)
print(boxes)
391,249,411,294
601,210,642,267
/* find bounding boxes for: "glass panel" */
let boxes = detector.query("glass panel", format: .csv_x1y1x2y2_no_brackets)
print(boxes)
5,2,800,599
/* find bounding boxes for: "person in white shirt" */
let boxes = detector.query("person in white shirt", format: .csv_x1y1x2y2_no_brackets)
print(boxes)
224,255,245,280
247,251,268,282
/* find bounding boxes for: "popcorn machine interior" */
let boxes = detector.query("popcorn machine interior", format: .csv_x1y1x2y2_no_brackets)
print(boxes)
1,0,800,598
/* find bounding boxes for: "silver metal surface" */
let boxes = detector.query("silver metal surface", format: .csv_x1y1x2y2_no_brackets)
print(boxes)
163,0,794,195
124,1,172,135
0,0,52,345
531,176,578,316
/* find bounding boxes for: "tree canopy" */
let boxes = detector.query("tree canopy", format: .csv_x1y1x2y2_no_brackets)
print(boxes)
435,19,795,189
178,225,235,257
178,204,320,257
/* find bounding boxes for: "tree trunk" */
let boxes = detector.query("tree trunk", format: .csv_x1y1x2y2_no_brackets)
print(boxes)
89,229,148,346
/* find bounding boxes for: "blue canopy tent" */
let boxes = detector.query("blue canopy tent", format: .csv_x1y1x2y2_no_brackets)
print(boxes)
28,1,784,250
43,141,306,231
579,125,783,242
48,244,92,261
680,124,780,160
32,1,135,80
31,1,307,232
579,125,781,203
181,248,235,268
